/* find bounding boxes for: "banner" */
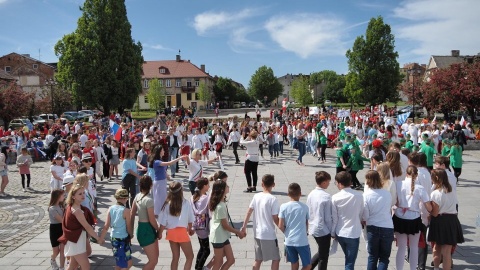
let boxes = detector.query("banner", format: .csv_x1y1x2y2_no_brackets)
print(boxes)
309,106,319,115
337,109,350,118
396,112,410,125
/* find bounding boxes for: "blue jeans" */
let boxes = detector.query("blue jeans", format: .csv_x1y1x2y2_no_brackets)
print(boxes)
366,226,394,270
297,141,306,163
278,141,283,154
169,147,178,175
268,144,274,157
273,143,279,156
290,135,295,149
337,236,360,270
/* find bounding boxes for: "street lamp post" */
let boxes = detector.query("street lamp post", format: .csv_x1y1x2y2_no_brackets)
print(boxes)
407,68,421,123
45,79,57,115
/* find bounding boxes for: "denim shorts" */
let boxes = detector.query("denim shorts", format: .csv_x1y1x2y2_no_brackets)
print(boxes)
285,245,311,266
0,169,7,177
111,237,132,268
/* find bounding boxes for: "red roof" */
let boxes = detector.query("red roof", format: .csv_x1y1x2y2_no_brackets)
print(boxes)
142,60,209,79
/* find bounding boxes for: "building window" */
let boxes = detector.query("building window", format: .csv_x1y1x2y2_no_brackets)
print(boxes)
33,64,38,69
195,79,200,86
195,93,199,100
144,95,149,103
176,79,181,87
159,79,163,87
187,80,192,87
166,79,171,87
187,93,192,100
5,66,11,73
143,79,149,88
159,68,166,74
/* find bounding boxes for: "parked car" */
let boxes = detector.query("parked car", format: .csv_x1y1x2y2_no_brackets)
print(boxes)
240,102,247,108
9,118,33,130
79,110,94,118
63,111,82,120
324,100,332,104
248,102,256,108
233,102,241,109
91,109,103,116
39,114,58,122
31,116,46,128
60,115,75,124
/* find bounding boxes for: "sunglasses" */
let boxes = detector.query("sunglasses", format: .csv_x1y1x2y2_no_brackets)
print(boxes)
82,159,92,163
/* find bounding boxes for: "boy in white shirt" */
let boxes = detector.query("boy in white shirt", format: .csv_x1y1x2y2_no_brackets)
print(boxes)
306,171,332,270
331,171,364,270
241,174,280,270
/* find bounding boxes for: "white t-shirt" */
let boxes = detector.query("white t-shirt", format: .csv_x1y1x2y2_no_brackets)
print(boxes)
248,192,280,240
431,189,457,214
188,159,208,182
395,178,430,220
159,199,195,229
363,188,394,229
50,165,66,182
79,134,88,148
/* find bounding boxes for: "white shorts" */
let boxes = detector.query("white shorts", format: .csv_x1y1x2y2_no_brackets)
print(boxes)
64,230,87,256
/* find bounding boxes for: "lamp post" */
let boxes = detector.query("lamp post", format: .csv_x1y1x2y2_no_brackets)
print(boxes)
407,68,421,122
45,79,57,115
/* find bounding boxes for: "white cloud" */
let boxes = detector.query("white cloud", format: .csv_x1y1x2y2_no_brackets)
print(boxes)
144,43,173,51
393,0,480,56
229,27,265,52
265,13,347,58
192,9,258,35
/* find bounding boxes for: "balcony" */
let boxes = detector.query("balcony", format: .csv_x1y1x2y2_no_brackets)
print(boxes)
181,86,196,93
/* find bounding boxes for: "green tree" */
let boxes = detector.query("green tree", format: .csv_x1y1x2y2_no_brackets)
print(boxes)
290,76,312,106
345,16,402,105
248,65,283,104
309,70,345,103
344,73,363,109
213,77,237,102
54,0,143,114
197,82,211,111
146,79,165,111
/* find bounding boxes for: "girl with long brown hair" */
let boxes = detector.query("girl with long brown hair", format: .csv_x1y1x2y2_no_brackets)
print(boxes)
386,151,404,182
158,181,195,270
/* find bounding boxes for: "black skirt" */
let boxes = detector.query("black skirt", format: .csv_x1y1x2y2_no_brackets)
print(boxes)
428,214,465,245
393,215,423,235
50,223,63,247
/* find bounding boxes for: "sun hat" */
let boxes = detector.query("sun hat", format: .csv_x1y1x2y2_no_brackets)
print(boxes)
62,174,74,187
81,153,92,161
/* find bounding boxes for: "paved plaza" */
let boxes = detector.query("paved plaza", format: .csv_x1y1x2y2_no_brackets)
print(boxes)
0,145,479,269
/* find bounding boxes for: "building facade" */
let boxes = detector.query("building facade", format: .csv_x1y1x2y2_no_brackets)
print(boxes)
399,62,426,101
139,55,215,110
0,52,56,98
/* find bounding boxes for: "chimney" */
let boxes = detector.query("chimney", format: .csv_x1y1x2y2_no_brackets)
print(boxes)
176,54,181,62
200,64,205,72
451,50,460,57
22,54,30,57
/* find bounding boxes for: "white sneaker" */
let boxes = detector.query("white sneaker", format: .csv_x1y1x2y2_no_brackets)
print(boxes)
23,188,27,192
0,192,6,197
50,259,59,270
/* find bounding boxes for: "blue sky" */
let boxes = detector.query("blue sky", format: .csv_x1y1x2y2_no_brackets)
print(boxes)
1,0,479,87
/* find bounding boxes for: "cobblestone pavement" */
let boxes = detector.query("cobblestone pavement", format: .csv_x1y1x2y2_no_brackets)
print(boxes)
0,161,52,258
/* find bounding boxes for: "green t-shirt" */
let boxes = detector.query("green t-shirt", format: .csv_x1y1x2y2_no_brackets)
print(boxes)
449,146,462,168
441,146,450,157
405,140,414,151
420,145,435,167
209,202,229,244
336,149,344,168
319,135,327,145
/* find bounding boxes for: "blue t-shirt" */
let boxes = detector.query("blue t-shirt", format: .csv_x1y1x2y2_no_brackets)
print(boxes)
153,160,167,181
122,159,137,179
279,201,309,246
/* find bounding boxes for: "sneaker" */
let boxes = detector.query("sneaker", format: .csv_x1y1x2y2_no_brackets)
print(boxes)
51,259,59,270
0,192,6,197
27,187,33,191
23,188,27,192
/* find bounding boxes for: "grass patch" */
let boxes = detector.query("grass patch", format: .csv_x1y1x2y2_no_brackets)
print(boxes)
131,110,156,121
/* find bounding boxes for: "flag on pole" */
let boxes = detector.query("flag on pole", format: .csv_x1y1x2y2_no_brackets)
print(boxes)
109,120,122,141
459,116,465,126
396,112,410,125
431,115,437,125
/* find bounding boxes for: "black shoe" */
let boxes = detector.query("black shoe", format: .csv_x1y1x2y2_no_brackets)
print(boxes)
252,187,256,192
235,161,240,164
243,188,253,193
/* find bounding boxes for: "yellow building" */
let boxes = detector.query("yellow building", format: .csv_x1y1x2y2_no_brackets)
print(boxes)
139,55,214,110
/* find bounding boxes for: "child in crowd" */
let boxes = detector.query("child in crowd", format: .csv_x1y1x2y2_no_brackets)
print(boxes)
190,178,214,270
16,147,33,192
99,189,133,270
331,171,364,270
159,181,195,270
448,140,462,183
241,174,281,270
278,183,311,270
50,156,66,192
209,180,245,270
306,171,332,270
49,189,65,270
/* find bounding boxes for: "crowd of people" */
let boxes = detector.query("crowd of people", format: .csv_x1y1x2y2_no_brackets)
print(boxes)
0,105,472,270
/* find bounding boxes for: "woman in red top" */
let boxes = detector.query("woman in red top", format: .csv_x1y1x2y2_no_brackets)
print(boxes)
58,184,104,270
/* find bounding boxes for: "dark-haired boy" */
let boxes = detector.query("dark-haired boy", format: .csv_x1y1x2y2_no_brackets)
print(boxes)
241,174,281,270
331,171,364,270
306,171,332,270
279,183,311,270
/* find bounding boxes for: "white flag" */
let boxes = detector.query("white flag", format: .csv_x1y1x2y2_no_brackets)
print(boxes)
459,116,465,126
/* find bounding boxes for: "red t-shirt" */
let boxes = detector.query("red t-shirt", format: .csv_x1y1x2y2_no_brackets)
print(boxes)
88,134,97,141
83,147,96,163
